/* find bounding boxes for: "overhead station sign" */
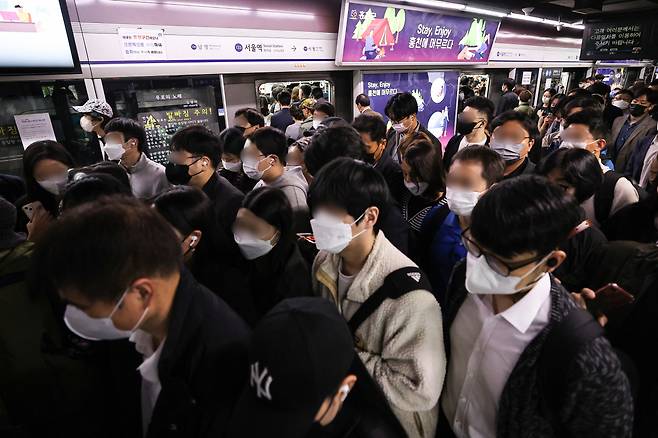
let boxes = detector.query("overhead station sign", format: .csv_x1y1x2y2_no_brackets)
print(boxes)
336,0,500,65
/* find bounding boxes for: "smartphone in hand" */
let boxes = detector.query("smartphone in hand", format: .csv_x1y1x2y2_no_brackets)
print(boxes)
22,201,43,221
589,283,634,315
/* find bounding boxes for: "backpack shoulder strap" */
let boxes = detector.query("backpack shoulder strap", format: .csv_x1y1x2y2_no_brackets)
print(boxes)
347,267,431,335
594,171,622,224
539,306,604,427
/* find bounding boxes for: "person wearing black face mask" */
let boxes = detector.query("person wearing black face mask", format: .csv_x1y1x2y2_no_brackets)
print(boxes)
353,113,406,205
610,88,658,171
166,125,244,241
443,96,494,170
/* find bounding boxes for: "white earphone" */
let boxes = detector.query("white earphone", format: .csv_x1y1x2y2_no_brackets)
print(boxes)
190,235,198,247
339,384,350,402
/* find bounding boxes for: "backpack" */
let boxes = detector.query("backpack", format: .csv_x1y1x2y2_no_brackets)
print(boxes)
594,171,649,224
346,267,434,438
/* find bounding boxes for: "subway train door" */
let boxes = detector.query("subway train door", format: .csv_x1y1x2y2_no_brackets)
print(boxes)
222,71,354,126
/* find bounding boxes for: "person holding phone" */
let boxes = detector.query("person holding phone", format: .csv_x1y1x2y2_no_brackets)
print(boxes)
438,175,633,438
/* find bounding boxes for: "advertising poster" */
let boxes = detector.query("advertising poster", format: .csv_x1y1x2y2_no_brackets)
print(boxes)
338,1,499,65
363,71,459,146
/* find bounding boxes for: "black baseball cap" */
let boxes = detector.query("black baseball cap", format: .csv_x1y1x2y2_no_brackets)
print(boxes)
228,297,354,438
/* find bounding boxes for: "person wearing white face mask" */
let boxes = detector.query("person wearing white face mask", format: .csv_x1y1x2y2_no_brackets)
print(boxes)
310,102,336,132
73,99,114,158
15,140,75,239
37,198,250,437
420,146,505,303
309,158,445,438
384,92,441,164
438,175,633,438
103,118,170,199
611,89,633,115
218,127,257,194
233,187,312,320
490,111,539,179
534,88,557,120
243,127,309,232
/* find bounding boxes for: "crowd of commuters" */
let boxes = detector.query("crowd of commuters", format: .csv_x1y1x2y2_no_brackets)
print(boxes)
0,74,656,438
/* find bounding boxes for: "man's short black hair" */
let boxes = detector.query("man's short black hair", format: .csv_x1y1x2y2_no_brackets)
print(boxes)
290,104,304,121
62,174,133,211
219,127,246,157
304,126,364,176
594,74,605,81
235,108,265,128
311,87,324,100
616,89,634,100
490,111,540,148
471,175,581,258
587,81,611,98
314,102,335,117
385,92,418,121
34,197,182,303
69,161,131,191
502,78,516,91
452,145,505,187
568,87,592,98
249,126,288,163
277,90,292,106
536,148,603,203
104,117,148,153
170,125,222,167
463,96,495,126
564,96,603,114
308,157,390,232
564,108,610,140
353,113,387,143
300,84,312,99
355,94,370,107
634,87,658,105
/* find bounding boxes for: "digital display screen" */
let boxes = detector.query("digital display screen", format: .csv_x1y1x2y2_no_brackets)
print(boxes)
0,0,80,74
336,0,499,66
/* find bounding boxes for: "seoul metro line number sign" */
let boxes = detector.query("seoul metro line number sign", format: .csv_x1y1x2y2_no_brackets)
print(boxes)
336,0,500,65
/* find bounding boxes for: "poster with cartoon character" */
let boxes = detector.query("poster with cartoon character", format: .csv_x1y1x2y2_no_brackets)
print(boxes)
363,71,459,147
339,0,499,65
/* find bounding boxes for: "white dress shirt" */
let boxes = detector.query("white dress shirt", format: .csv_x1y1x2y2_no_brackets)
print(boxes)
130,329,166,436
442,274,552,438
458,135,487,152
639,134,658,188
581,162,639,226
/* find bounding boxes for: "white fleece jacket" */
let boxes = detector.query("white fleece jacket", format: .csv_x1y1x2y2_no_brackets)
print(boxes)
312,231,446,438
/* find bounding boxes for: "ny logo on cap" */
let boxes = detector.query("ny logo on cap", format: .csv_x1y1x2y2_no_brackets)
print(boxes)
407,272,421,282
250,362,273,400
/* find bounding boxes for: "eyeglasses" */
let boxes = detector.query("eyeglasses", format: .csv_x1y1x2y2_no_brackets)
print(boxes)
460,228,545,276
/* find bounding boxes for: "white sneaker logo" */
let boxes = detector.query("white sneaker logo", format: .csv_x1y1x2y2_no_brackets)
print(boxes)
250,362,273,400
407,272,421,282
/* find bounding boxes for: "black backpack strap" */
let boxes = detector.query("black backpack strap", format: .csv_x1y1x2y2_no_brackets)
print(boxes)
347,267,432,335
594,171,622,224
539,307,604,430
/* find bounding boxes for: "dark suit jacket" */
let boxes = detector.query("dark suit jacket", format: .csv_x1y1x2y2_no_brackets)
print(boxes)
496,91,519,116
146,269,250,438
610,114,656,173
270,108,294,133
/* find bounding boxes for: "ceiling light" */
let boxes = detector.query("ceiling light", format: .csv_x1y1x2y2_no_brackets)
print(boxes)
464,6,507,18
404,0,466,11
